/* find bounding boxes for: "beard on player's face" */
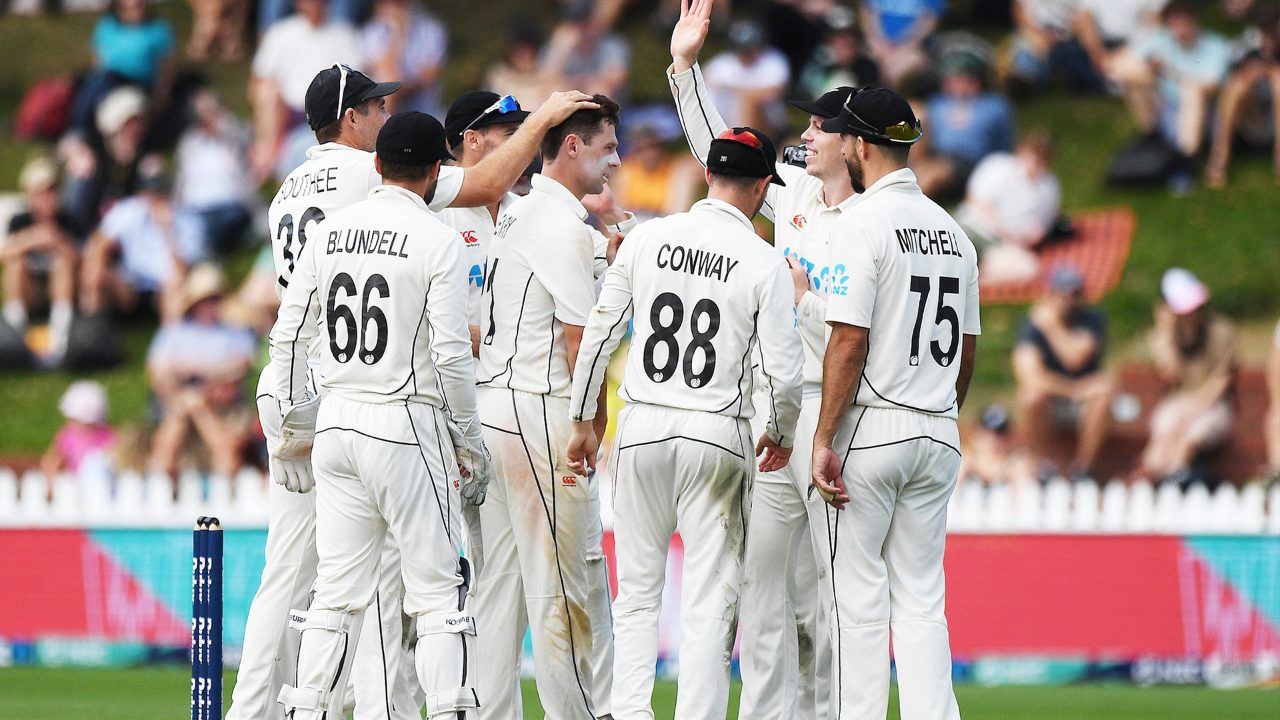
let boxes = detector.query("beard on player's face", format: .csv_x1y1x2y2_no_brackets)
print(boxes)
844,148,866,194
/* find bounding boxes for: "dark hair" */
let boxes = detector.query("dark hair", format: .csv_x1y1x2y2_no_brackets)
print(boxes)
541,94,621,161
378,159,434,182
313,100,375,143
707,172,764,191
1161,0,1199,22
109,0,154,23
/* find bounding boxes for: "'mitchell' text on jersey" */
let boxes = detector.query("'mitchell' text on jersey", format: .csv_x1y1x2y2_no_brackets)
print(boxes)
656,243,741,283
895,227,965,258
325,227,411,258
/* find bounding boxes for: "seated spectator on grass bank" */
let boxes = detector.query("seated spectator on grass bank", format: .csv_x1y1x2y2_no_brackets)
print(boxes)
913,51,1016,199
60,85,154,230
41,380,117,500
959,403,1038,490
174,88,257,254
798,9,882,98
1004,0,1105,93
703,19,790,137
957,127,1061,283
1141,268,1238,488
1014,266,1113,481
3,158,81,365
146,265,255,478
861,0,943,86
80,159,208,321
1205,2,1280,187
69,0,175,140
362,0,449,116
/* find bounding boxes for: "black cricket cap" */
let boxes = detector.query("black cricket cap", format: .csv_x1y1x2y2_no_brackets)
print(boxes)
305,64,401,131
789,86,856,119
706,127,785,186
820,86,922,146
444,91,531,148
376,112,454,166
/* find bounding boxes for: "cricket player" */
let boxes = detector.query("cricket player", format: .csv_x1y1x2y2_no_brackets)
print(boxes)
668,0,855,715
472,95,623,720
566,126,805,720
439,90,629,717
811,88,980,720
231,63,598,720
269,111,490,720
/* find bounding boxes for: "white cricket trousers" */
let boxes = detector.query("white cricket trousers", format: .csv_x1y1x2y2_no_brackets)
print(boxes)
473,386,600,720
281,395,475,720
826,406,962,720
610,403,753,720
739,396,833,720
229,371,415,720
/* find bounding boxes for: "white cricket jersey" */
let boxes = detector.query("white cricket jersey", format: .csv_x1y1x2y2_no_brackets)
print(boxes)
267,142,465,294
268,185,477,431
826,169,981,419
669,62,857,396
436,194,518,328
476,174,601,399
569,199,804,445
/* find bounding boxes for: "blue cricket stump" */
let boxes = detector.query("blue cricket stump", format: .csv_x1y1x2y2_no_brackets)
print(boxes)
192,516,223,720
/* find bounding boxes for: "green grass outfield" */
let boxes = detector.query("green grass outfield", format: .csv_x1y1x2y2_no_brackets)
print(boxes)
2,668,1277,719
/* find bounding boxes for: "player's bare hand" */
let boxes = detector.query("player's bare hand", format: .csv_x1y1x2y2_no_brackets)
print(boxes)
811,444,849,509
530,91,599,128
786,256,809,305
582,181,626,225
755,434,792,473
672,0,715,72
566,422,599,476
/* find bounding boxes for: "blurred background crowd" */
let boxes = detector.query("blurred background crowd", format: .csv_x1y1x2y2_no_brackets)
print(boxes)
0,0,1277,510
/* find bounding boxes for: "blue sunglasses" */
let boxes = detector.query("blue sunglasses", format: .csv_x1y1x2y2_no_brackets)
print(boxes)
462,95,522,134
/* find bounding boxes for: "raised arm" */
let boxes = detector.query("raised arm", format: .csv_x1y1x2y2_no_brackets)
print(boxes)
441,91,600,210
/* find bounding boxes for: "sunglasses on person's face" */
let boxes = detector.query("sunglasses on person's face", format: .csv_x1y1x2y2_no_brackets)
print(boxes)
840,91,922,144
463,95,522,134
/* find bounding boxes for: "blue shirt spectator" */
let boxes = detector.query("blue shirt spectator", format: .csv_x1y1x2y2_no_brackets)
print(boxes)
98,195,207,293
865,0,945,44
926,91,1015,165
91,9,175,87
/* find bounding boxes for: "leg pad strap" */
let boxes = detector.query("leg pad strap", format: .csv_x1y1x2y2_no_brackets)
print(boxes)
425,687,480,716
278,684,332,712
416,610,476,637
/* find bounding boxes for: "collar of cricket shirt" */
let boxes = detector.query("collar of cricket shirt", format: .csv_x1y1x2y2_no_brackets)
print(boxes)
851,167,921,206
368,183,429,212
691,198,754,230
530,173,589,222
306,141,366,162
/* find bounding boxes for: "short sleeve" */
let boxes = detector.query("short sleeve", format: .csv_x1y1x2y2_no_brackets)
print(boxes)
528,220,597,326
965,154,1002,200
963,247,981,335
825,215,880,328
428,165,463,212
251,25,282,78
99,201,133,241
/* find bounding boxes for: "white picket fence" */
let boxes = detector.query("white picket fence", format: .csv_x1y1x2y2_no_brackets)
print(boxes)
0,466,1278,534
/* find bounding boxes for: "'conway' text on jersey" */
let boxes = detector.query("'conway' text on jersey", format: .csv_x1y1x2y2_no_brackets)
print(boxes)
656,243,741,283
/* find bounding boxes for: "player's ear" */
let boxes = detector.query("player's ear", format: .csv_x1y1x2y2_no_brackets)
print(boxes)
565,133,579,158
373,153,383,176
704,168,713,186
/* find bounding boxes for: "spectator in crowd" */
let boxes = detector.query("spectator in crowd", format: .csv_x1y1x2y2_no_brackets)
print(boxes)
798,7,882,98
80,159,208,320
958,404,1037,489
186,0,248,61
912,51,1016,198
1073,0,1165,85
363,0,448,116
1005,0,1104,93
703,19,790,137
174,88,256,254
60,85,153,230
1141,268,1238,487
760,0,844,87
860,0,944,85
610,121,702,221
146,264,255,478
228,245,281,337
3,159,80,364
956,127,1061,283
40,380,117,500
1205,2,1280,187
69,0,176,140
485,22,549,108
248,0,364,180
542,0,631,102
1115,1,1232,189
1013,265,1113,481
1267,318,1280,480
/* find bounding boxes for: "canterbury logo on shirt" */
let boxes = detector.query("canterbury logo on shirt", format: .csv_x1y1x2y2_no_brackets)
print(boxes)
790,213,807,230
460,229,480,246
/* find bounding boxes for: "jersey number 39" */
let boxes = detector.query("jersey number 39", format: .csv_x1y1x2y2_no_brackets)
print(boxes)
642,292,720,388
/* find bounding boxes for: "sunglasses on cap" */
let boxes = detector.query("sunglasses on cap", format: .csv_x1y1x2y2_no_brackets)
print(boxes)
840,89,922,145
717,127,768,159
462,94,522,134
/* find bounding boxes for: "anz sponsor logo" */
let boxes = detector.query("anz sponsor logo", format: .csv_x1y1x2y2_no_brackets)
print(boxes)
468,263,484,289
782,247,848,296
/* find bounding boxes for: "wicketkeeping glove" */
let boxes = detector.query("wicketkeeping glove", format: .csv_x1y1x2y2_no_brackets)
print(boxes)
270,455,314,493
448,419,491,506
276,395,320,460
